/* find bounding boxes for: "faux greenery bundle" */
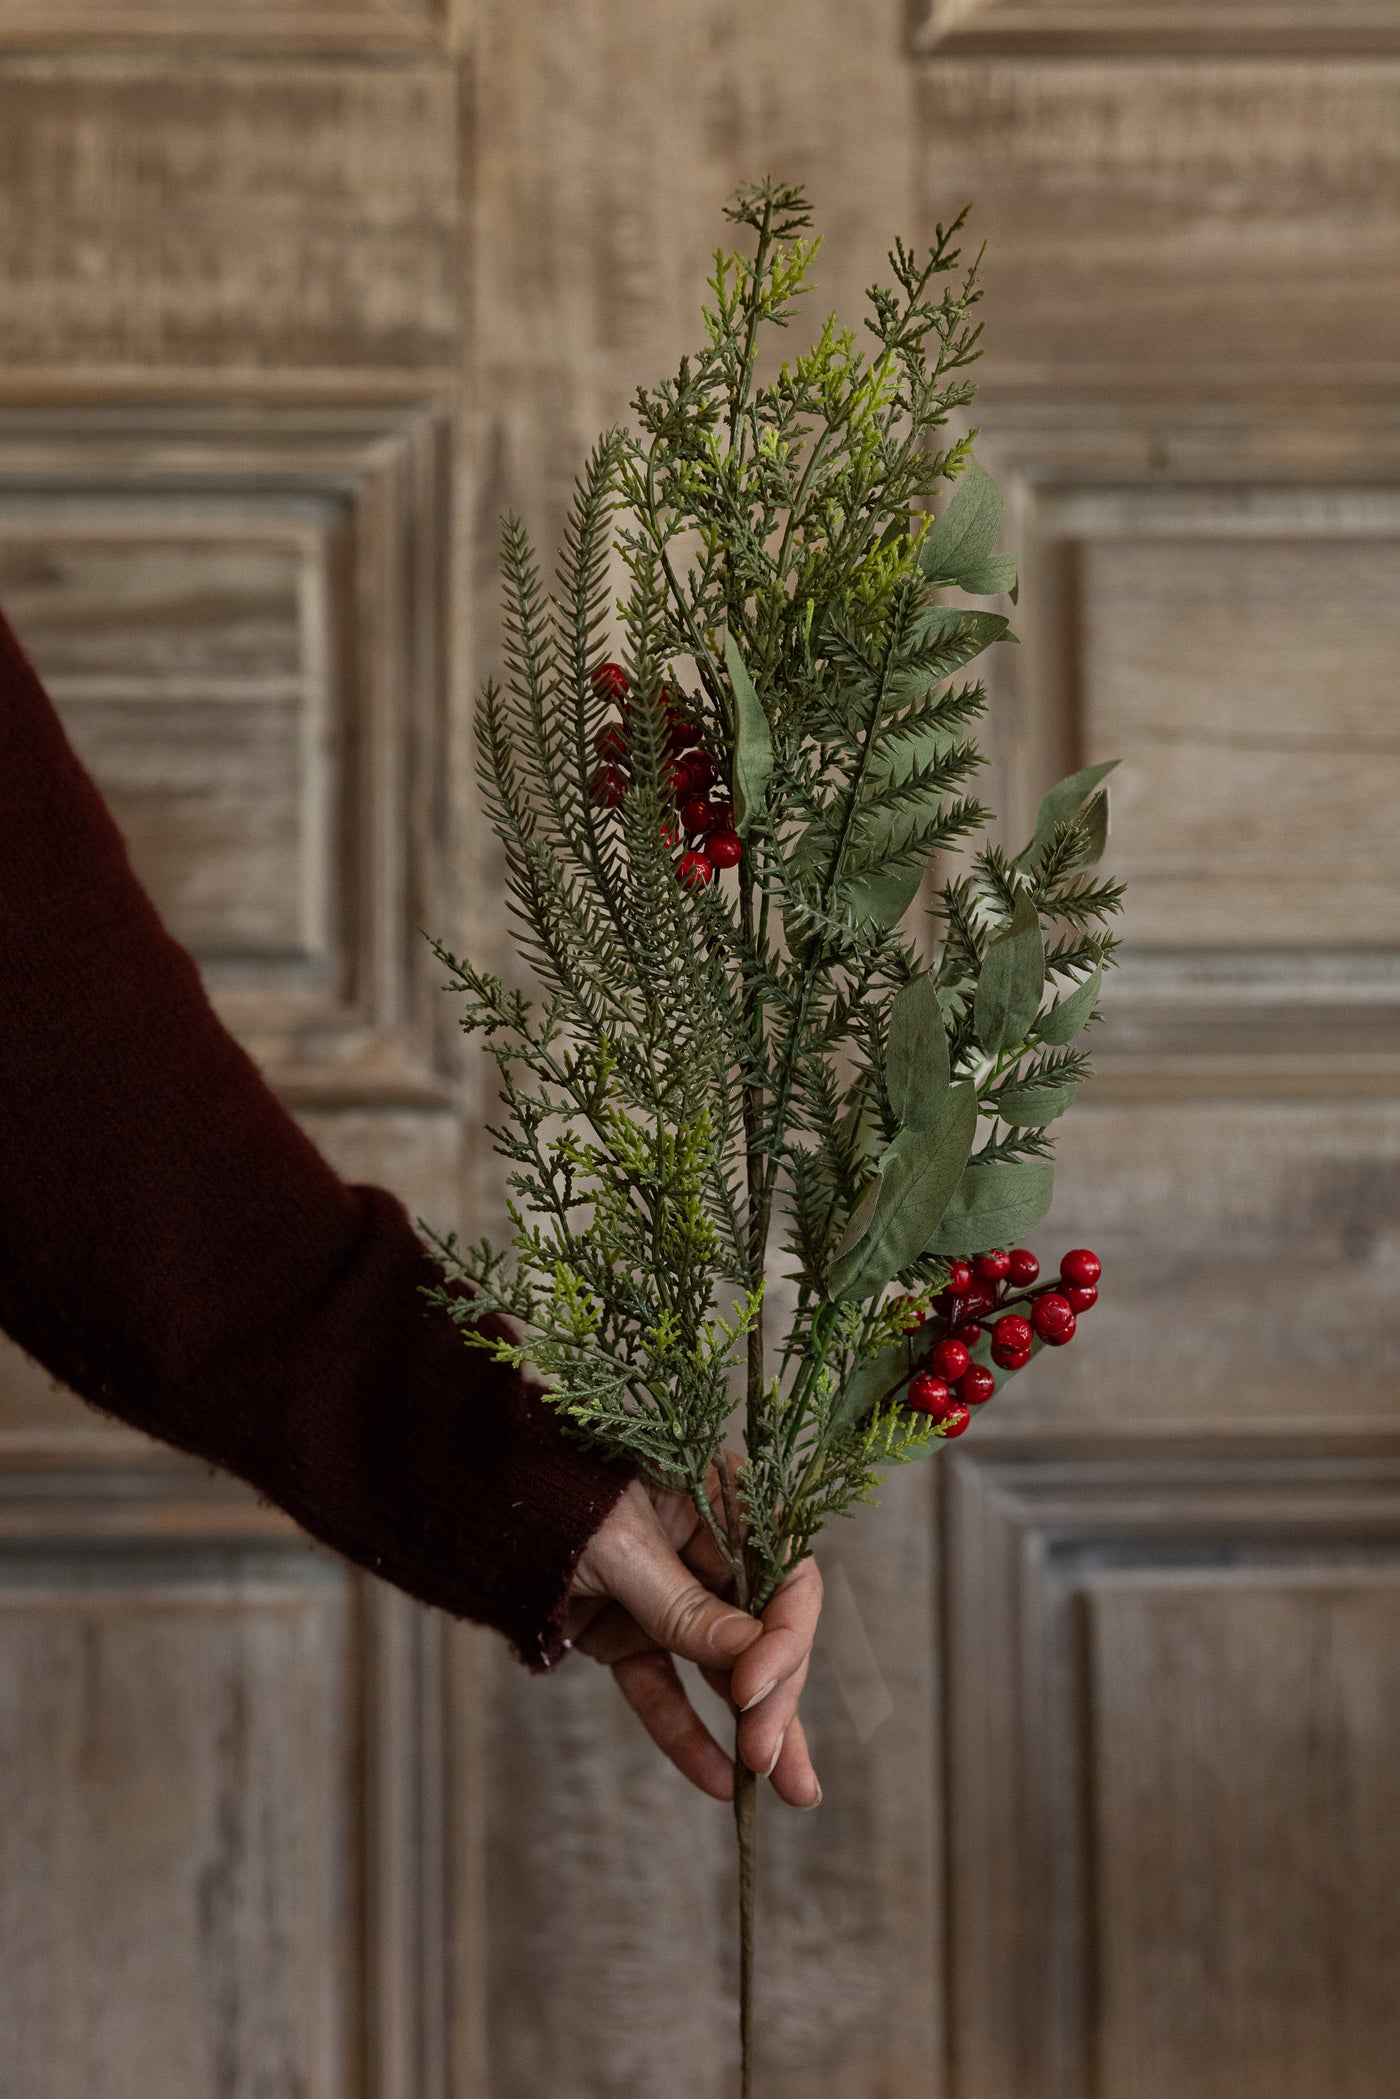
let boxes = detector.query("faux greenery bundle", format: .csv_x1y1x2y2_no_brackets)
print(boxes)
431,179,1121,2093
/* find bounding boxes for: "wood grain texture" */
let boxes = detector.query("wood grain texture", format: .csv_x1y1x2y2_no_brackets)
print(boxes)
944,1436,1400,2099
917,60,1400,387
0,1553,353,2099
984,1095,1400,1428
0,0,449,48
0,406,455,1111
0,60,457,379
1089,1572,1400,2099
915,0,1400,54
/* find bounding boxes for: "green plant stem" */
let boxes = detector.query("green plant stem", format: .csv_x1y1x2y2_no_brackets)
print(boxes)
734,1748,758,2099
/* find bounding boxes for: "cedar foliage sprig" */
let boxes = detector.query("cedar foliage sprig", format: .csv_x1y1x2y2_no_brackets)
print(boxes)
429,178,1123,1615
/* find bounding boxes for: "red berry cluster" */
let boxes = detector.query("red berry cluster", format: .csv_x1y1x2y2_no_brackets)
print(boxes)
586,660,742,888
896,1245,1102,1435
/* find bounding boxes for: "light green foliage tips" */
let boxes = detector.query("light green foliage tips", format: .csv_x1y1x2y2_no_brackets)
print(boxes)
427,179,1124,1618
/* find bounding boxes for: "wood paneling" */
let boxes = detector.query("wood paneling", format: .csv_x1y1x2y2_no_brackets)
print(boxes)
945,1437,1400,2099
0,1,449,49
0,406,454,1111
1090,1573,1400,2099
988,1096,1400,1428
0,1457,448,2099
0,61,457,383
915,0,1400,55
917,61,1400,386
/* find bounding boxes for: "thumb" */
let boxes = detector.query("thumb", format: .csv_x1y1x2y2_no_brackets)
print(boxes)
608,1524,761,1671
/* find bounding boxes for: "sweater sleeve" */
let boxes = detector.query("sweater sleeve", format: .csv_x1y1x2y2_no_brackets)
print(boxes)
0,606,631,1669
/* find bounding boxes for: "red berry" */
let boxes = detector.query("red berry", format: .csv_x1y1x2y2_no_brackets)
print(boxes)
1007,1247,1040,1287
955,1283,996,1322
686,751,720,791
929,1337,970,1383
590,661,629,704
939,1401,972,1438
944,1259,974,1294
974,1249,1011,1283
992,1345,1032,1372
677,850,713,889
907,1371,951,1416
589,764,627,808
1063,1282,1097,1315
663,756,696,800
958,1363,997,1406
1060,1248,1101,1289
1031,1292,1075,1342
660,819,681,849
992,1313,1033,1355
680,796,715,836
594,722,629,765
1043,1314,1076,1346
706,829,743,870
952,1322,984,1349
667,712,702,752
890,1296,926,1333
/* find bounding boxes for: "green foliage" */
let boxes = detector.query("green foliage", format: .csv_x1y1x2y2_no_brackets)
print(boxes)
433,179,1123,1609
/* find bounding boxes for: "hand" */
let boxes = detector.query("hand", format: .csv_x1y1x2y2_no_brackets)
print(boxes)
565,1472,823,1809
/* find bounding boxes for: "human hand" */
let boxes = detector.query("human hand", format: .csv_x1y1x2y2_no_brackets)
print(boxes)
565,1472,823,1809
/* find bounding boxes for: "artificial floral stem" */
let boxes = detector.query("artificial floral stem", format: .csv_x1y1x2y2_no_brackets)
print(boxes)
734,1723,758,2099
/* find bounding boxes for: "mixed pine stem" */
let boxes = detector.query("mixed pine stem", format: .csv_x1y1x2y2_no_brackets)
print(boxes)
429,178,1123,2095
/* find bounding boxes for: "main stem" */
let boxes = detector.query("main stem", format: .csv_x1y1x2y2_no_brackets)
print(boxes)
734,1747,758,2099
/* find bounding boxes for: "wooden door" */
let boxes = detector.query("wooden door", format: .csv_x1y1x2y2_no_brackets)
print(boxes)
2,4,1397,2097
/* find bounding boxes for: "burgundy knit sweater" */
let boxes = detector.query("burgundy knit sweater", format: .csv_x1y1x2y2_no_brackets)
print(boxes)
0,607,630,1668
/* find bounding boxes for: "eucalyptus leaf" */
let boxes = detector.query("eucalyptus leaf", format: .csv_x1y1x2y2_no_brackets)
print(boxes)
844,860,927,931
724,631,773,837
973,888,1046,1055
886,972,949,1132
955,551,1019,604
923,1159,1055,1256
829,1172,884,1265
1037,964,1103,1046
911,603,1011,667
1077,787,1110,868
828,1082,978,1301
918,460,1003,588
1015,759,1118,873
994,1079,1077,1125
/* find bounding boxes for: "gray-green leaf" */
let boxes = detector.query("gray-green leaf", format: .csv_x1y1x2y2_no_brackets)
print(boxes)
954,551,1019,604
919,461,1005,591
886,972,950,1132
1015,759,1118,873
828,1082,978,1301
924,1159,1055,1255
829,1172,884,1266
724,631,773,837
973,888,1046,1055
830,1339,909,1435
1037,964,1102,1046
994,1079,1077,1125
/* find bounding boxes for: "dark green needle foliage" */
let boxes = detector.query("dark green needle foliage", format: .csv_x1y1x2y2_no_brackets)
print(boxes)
428,180,1123,1612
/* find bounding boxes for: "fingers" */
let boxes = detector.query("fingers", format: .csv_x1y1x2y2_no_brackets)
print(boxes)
572,1600,660,1668
612,1649,734,1802
768,1713,821,1810
598,1516,763,1672
729,1557,823,1721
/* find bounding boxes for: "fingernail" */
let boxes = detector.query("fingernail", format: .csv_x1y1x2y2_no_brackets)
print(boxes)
765,1731,786,1780
801,1781,823,1811
740,1678,776,1713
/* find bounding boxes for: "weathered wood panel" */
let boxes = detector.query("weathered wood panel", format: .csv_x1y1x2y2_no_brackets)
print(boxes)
916,0,1400,54
986,1096,1400,1429
945,1439,1400,2099
0,61,457,378
1090,1572,1400,2099
0,0,448,46
1077,519,1400,950
917,61,1400,384
0,1551,354,2099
